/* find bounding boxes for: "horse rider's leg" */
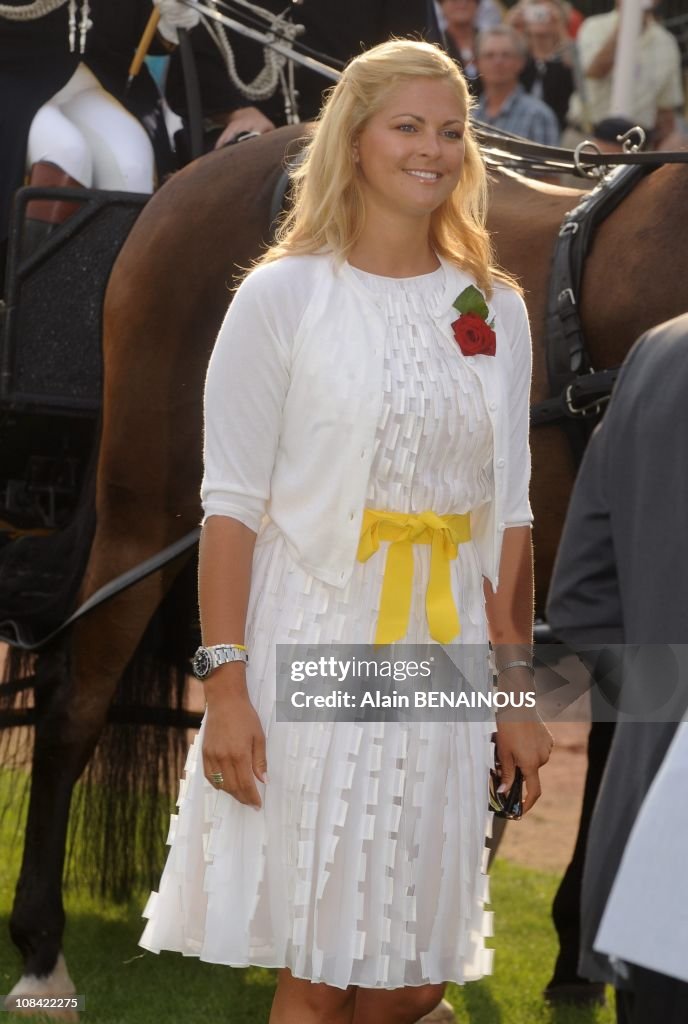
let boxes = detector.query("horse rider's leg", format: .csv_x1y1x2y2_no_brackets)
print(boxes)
61,75,155,195
24,158,86,221
26,87,92,191
270,970,356,1024
7,555,183,1014
22,102,91,260
352,982,448,1024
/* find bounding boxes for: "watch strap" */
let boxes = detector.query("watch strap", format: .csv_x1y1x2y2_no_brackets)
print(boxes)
208,644,248,668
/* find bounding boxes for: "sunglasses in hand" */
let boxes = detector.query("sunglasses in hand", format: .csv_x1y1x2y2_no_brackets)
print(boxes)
488,739,524,820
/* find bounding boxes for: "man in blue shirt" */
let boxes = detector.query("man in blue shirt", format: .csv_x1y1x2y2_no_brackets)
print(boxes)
475,24,560,145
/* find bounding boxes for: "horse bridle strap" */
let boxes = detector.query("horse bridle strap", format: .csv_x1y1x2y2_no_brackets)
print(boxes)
547,163,648,385
530,367,620,428
531,163,650,461
0,528,201,650
474,122,688,176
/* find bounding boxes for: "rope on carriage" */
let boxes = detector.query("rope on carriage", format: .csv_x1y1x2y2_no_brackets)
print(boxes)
196,0,345,72
200,0,304,102
0,0,66,17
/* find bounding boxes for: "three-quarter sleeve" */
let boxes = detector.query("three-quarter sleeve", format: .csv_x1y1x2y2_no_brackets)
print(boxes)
201,267,293,532
503,291,533,528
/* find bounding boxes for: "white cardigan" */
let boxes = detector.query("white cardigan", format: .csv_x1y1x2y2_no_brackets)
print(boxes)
201,252,533,592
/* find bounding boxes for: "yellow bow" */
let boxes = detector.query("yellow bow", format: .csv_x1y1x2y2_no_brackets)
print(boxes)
356,509,472,646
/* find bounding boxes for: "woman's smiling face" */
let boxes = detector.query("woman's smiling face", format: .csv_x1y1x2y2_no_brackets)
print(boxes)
353,78,466,224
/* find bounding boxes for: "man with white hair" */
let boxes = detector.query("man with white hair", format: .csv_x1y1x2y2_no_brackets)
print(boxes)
475,24,560,143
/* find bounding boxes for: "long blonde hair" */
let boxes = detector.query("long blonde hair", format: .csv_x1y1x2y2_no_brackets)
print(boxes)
255,39,518,297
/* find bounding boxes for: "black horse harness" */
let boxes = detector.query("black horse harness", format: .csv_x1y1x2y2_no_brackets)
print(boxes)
472,124,688,466
532,162,651,465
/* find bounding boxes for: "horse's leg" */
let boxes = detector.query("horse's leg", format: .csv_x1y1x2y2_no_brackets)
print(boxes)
6,539,187,1018
6,642,77,1018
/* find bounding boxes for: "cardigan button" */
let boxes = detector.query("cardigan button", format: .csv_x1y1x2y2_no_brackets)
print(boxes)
466,356,475,364
489,400,498,411
498,522,505,531
496,458,505,468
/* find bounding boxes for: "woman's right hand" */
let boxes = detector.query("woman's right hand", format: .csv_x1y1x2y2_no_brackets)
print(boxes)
202,671,267,808
197,516,262,805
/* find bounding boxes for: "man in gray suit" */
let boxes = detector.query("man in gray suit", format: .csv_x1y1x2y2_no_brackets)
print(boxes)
546,313,688,1023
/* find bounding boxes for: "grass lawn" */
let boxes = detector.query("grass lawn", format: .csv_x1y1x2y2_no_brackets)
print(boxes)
0,771,615,1024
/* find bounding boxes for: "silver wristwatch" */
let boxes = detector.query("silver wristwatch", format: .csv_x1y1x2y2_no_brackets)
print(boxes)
192,644,248,680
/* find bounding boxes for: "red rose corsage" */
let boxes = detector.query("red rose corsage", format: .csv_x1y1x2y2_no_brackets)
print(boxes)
451,285,496,357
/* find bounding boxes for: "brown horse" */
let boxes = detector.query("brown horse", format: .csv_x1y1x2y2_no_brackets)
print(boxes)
5,124,688,1008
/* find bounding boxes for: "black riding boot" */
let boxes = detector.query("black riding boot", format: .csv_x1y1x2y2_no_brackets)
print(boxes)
20,160,84,263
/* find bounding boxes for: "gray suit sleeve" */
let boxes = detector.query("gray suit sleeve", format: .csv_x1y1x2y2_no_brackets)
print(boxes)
546,332,657,645
546,415,624,645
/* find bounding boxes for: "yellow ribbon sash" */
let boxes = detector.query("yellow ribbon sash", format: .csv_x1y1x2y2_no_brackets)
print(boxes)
356,509,472,646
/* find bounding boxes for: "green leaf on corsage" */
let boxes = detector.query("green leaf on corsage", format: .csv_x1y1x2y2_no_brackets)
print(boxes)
452,284,490,321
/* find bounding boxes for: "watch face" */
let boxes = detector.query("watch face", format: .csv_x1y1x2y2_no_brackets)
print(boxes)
193,648,212,680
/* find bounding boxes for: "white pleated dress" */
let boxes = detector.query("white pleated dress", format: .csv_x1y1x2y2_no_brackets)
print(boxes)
140,266,497,989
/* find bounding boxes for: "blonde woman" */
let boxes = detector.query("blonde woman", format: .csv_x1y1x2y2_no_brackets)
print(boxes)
141,39,553,1024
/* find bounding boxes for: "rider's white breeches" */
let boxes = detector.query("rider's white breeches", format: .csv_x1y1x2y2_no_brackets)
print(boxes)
26,64,155,193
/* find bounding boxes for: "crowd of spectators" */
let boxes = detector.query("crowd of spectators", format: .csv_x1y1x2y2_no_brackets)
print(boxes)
439,0,685,149
563,0,684,149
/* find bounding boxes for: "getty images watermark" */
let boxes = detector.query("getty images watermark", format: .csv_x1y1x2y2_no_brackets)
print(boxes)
276,644,688,723
276,644,535,722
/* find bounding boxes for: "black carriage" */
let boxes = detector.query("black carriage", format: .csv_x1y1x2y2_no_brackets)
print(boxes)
0,187,147,652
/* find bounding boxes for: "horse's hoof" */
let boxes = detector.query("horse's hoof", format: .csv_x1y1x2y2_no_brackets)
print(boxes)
415,997,457,1023
4,953,79,1021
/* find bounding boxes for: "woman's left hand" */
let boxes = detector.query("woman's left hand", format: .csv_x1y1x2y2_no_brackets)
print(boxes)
495,716,554,815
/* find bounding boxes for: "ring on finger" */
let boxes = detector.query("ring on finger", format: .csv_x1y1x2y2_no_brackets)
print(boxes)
210,770,224,787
